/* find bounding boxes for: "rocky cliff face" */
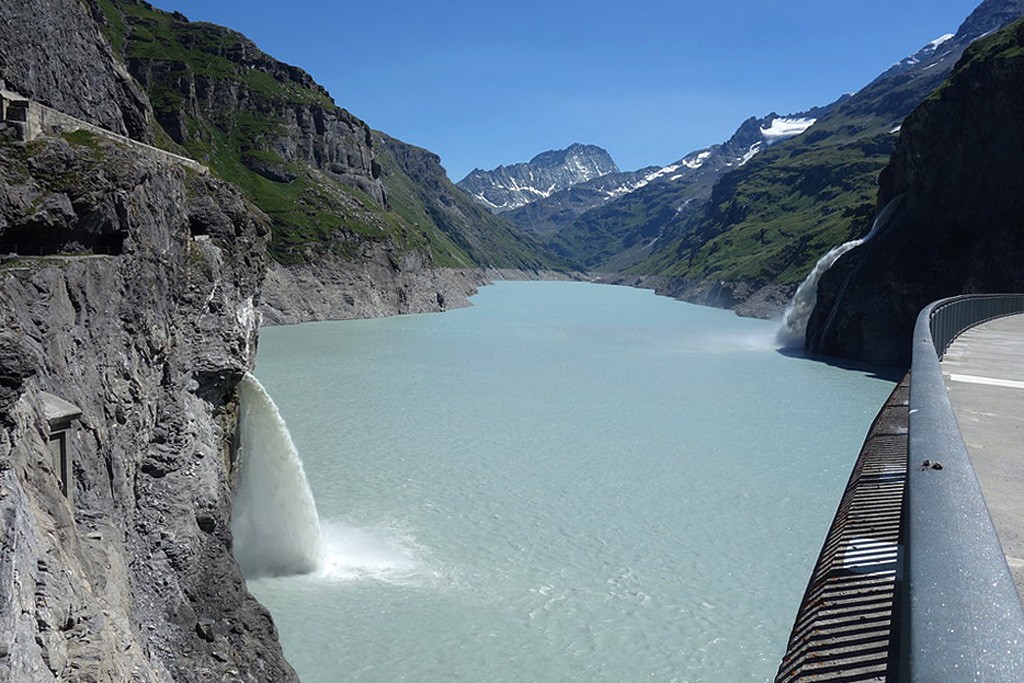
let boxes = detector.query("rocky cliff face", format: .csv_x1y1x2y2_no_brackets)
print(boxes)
457,143,619,213
119,15,384,206
98,0,560,291
0,0,301,675
806,17,1024,366
260,248,487,325
0,0,151,140
98,0,383,207
262,132,570,323
0,128,298,680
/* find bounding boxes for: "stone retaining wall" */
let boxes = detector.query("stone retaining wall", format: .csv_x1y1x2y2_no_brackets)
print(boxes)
1,87,207,174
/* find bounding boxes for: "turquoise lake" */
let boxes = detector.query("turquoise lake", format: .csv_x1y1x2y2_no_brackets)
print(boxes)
246,281,895,682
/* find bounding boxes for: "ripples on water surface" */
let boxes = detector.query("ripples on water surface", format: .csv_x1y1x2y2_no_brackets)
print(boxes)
249,281,895,682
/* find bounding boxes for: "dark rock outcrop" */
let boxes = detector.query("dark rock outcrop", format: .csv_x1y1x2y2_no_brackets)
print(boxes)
0,0,151,140
0,130,297,680
807,17,1024,366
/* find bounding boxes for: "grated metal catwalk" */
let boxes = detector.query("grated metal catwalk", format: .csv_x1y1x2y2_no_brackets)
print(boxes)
775,375,909,682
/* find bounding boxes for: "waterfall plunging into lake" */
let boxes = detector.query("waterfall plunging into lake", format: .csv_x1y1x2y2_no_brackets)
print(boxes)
232,373,323,577
777,196,903,347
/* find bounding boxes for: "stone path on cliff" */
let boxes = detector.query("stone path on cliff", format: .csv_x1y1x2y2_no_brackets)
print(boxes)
941,313,1024,601
1,83,207,174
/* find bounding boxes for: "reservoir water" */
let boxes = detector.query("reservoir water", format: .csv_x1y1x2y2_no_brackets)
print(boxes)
246,281,895,682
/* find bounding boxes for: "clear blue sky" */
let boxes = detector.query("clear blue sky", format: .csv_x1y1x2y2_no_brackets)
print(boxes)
153,0,981,181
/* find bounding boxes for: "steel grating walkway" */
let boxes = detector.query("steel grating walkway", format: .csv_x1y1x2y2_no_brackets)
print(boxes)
775,375,909,682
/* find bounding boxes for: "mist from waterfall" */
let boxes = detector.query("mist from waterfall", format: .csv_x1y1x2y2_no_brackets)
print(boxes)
777,196,903,347
232,373,323,578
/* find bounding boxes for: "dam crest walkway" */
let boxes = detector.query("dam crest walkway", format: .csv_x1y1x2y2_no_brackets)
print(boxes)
941,313,1024,599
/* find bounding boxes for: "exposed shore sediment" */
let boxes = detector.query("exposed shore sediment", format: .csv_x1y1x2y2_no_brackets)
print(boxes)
592,273,796,320
260,254,577,325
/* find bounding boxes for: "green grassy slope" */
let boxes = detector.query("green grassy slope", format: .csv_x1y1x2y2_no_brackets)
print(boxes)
375,133,571,270
95,0,559,270
631,13,1004,287
638,119,890,285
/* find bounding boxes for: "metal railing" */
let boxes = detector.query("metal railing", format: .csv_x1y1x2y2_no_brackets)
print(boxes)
902,294,1024,681
927,294,1024,356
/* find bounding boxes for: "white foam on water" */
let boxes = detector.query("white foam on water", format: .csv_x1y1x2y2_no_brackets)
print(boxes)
684,328,781,354
315,520,423,583
232,373,323,578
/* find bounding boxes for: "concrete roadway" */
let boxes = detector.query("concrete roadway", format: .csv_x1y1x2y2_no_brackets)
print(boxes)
941,314,1024,600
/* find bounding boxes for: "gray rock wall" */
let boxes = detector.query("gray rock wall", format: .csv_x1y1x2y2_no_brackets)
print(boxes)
0,133,296,681
0,0,150,141
261,246,486,325
124,25,384,205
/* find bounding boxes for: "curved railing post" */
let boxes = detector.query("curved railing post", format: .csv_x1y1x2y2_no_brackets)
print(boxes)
902,294,1024,681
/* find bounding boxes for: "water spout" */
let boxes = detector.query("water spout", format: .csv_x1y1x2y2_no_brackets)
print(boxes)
777,196,903,347
232,373,323,577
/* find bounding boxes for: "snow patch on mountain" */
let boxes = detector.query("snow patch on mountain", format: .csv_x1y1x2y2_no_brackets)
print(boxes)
892,33,956,70
928,33,955,50
760,117,816,144
739,142,763,166
682,150,713,169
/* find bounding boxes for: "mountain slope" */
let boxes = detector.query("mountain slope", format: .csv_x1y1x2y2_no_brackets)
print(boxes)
375,132,565,270
806,16,1024,365
546,111,826,271
95,0,560,274
501,165,660,241
632,0,1024,306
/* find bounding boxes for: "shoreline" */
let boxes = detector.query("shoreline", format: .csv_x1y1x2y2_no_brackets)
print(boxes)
260,259,794,329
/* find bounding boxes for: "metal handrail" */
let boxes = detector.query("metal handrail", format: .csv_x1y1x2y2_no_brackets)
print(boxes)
902,294,1024,681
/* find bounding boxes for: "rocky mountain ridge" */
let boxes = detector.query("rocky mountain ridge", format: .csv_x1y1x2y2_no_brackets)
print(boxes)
457,142,619,213
502,0,1024,319
96,0,562,286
